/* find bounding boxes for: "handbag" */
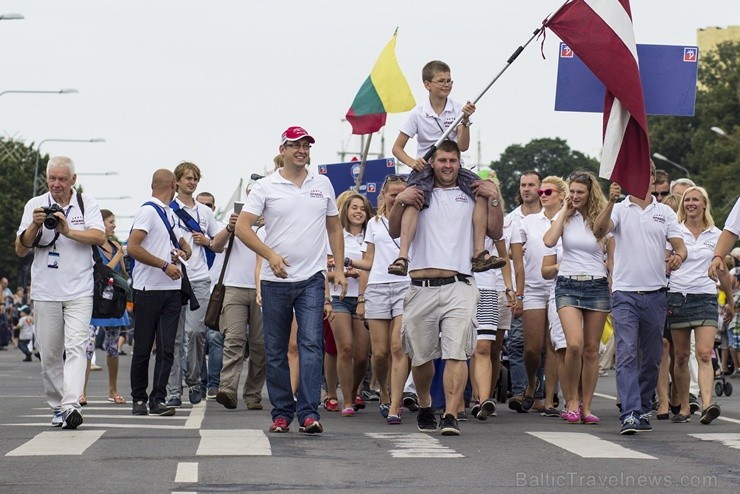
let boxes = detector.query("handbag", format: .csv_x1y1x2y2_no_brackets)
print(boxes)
204,232,235,331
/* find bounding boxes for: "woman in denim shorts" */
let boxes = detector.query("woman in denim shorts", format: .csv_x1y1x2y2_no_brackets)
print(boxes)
667,187,734,425
328,193,373,416
354,176,410,424
543,171,610,424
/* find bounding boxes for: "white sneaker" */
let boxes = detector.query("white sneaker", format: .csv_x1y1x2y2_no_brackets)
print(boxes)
51,409,63,427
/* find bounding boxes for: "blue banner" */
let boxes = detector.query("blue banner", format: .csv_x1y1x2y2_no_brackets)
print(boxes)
318,158,397,207
555,43,698,116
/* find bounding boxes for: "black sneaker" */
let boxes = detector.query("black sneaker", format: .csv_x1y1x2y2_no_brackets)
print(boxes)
637,413,653,432
700,403,721,425
403,392,419,412
62,409,83,430
689,394,700,415
470,401,481,419
508,396,526,413
150,402,176,416
188,386,202,405
477,399,496,421
132,401,149,415
165,396,182,407
416,406,437,431
439,414,460,436
620,413,639,435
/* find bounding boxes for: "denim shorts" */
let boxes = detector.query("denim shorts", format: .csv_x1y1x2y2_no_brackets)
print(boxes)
666,292,719,330
555,276,611,312
332,296,359,318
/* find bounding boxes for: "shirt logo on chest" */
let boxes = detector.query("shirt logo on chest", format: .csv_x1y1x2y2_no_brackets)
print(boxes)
454,193,469,204
651,213,666,224
309,189,325,199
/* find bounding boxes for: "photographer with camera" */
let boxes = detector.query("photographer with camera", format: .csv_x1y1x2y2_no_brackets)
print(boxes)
16,156,106,430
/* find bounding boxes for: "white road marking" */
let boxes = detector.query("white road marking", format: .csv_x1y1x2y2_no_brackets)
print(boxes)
175,462,199,483
593,392,618,400
6,430,105,456
13,423,190,430
366,432,464,458
21,414,185,420
527,432,656,459
184,402,206,429
32,407,191,412
689,433,740,450
196,429,271,456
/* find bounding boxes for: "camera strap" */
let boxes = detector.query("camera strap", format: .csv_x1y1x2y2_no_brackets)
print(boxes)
32,193,76,249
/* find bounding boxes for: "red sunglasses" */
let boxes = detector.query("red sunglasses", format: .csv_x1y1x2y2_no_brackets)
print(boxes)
537,188,556,197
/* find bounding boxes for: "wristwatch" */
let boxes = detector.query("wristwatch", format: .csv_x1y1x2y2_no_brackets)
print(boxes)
489,198,500,207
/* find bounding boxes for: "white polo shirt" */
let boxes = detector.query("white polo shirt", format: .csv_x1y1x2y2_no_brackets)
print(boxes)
410,187,474,276
609,197,682,292
558,211,607,277
17,191,105,302
669,223,721,295
515,211,560,291
130,197,183,291
245,168,338,283
724,197,740,237
362,215,411,285
223,225,265,289
399,97,463,157
330,229,364,297
172,198,219,282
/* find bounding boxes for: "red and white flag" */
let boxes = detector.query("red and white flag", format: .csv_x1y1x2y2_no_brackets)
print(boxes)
545,0,650,198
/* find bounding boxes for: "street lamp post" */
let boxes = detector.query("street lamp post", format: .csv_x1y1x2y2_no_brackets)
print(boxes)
652,152,690,179
0,13,24,20
710,126,740,144
0,88,78,98
33,138,106,196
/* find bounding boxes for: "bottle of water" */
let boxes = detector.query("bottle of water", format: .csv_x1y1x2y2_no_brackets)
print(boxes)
102,278,115,300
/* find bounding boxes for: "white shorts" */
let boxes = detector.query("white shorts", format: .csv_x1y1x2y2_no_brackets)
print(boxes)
548,295,566,351
523,286,550,311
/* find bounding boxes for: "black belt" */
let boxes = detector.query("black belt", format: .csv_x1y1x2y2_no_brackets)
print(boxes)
411,274,471,287
635,287,668,295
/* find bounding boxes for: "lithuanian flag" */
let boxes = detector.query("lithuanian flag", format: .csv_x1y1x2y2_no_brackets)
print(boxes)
345,30,416,135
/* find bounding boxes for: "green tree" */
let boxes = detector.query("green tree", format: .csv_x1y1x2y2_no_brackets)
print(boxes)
0,138,47,288
490,137,600,211
648,40,740,226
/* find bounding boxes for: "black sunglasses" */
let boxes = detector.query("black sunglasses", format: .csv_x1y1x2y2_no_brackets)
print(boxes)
383,174,407,186
651,191,669,198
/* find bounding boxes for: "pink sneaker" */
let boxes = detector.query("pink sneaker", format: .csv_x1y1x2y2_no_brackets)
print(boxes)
581,413,600,424
565,410,581,423
341,407,355,417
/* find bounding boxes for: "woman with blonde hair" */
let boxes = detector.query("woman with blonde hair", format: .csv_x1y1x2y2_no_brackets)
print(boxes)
667,186,733,424
511,175,567,413
543,171,609,424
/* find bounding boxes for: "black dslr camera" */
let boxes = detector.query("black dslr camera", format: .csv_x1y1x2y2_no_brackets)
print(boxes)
42,204,65,229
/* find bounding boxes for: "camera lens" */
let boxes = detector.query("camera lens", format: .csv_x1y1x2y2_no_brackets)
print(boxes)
44,214,58,229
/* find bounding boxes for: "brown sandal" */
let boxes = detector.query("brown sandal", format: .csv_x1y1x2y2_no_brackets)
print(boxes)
388,257,410,276
471,250,507,272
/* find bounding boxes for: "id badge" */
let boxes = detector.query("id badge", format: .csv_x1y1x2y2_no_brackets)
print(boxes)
47,251,60,269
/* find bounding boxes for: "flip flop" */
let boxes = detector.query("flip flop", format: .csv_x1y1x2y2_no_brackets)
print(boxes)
108,395,127,404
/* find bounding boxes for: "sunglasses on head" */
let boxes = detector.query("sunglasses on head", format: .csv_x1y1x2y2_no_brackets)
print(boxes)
537,188,556,197
383,174,407,186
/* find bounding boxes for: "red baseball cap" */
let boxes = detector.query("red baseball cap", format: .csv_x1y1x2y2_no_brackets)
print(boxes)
281,126,315,144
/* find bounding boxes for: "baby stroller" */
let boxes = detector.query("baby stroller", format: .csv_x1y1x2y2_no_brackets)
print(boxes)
712,342,733,397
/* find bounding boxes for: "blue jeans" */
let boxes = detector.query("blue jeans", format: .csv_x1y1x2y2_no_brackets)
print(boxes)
206,330,223,389
507,316,527,396
612,290,666,419
261,272,325,425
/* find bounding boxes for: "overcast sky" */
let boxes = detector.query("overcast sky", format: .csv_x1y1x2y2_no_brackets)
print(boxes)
1,1,736,236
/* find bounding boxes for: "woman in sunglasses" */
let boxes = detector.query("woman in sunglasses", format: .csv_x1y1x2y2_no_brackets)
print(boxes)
353,175,411,424
542,172,609,424
510,176,567,414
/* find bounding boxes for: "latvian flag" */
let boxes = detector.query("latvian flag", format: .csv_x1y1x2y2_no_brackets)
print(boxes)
545,0,651,198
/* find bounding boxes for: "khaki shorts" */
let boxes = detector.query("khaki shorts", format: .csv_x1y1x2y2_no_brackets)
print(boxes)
401,278,479,367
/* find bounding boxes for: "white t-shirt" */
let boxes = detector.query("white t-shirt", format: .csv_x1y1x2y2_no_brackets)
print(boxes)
409,187,474,275
330,229,364,297
17,191,105,301
473,237,497,290
245,168,338,283
609,197,682,292
223,225,265,289
362,216,410,285
558,211,607,277
399,97,463,158
172,198,219,282
130,197,183,291
515,211,560,291
724,197,740,237
208,220,228,289
669,223,721,295
543,244,564,297
491,213,518,291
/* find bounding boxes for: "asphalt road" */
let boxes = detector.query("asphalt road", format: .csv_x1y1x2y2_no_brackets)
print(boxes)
0,345,738,494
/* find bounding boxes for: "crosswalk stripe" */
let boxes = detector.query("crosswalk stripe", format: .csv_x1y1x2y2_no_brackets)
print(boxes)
688,433,740,450
185,402,205,429
366,432,464,458
175,462,199,483
196,429,271,456
21,414,186,420
527,432,656,459
6,430,105,456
